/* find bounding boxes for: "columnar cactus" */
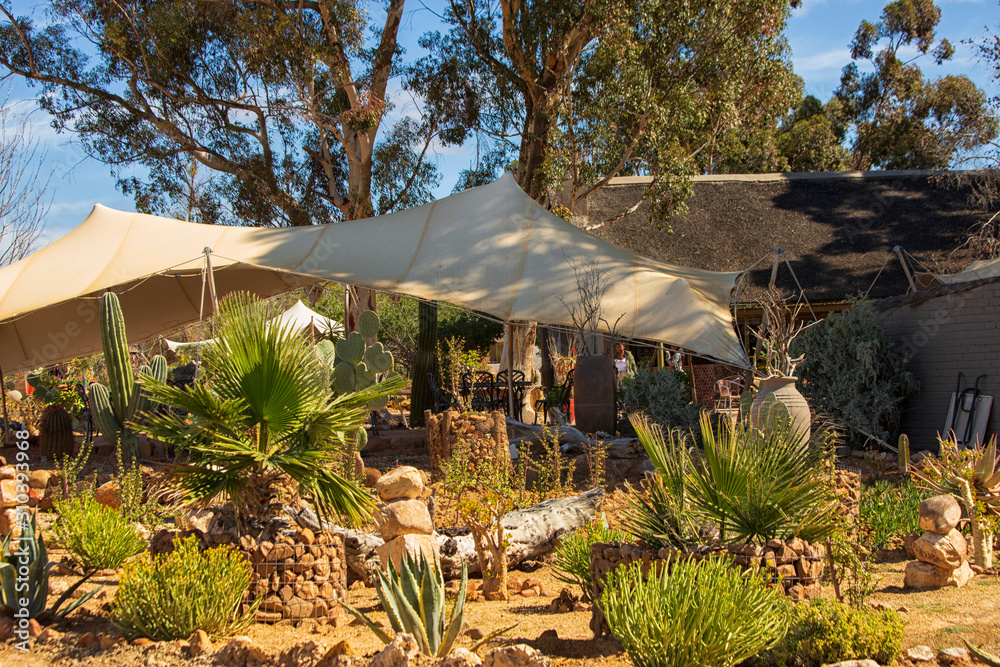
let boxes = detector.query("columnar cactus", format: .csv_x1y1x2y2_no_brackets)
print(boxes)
898,434,910,474
87,292,167,462
39,404,74,459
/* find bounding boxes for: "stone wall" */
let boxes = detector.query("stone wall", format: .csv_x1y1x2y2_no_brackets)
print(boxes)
589,539,826,638
425,409,510,481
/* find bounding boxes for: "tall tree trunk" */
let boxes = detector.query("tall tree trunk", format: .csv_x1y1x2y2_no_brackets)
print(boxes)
539,326,554,388
410,300,438,428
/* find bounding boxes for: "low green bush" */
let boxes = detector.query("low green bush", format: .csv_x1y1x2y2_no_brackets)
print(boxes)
859,478,931,549
601,556,790,667
620,368,699,433
552,519,629,602
764,598,906,667
112,537,256,641
53,495,147,571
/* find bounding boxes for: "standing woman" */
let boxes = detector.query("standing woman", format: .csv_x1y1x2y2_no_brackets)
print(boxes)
612,342,636,382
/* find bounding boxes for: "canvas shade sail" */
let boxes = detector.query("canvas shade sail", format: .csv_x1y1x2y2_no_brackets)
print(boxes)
162,299,342,351
917,258,1000,289
0,174,749,374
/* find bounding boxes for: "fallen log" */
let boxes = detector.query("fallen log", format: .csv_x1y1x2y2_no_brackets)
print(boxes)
438,486,606,577
292,486,606,581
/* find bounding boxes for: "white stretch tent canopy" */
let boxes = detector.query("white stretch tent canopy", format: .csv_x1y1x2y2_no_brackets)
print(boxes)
162,299,342,351
0,174,749,374
917,258,1000,289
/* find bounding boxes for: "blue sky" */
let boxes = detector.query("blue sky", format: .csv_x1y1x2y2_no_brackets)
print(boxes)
5,0,997,247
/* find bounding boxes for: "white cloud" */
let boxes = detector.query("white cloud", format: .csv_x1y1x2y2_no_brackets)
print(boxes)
793,48,852,73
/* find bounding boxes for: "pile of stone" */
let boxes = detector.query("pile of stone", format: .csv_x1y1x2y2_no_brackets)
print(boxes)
904,494,974,589
833,469,861,526
589,538,826,638
374,466,438,570
425,409,510,481
244,528,348,622
0,464,55,537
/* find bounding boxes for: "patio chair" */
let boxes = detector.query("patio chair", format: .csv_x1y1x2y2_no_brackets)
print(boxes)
469,371,497,412
534,369,574,424
427,373,461,414
714,376,746,412
495,369,527,421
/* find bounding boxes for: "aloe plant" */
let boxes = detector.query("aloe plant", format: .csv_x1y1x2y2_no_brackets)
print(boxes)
343,551,467,658
0,514,101,621
913,435,1000,569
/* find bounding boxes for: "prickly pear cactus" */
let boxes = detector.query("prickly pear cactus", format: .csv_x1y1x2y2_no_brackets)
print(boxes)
318,310,397,411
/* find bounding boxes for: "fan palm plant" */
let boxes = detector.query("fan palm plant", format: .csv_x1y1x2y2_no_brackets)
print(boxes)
138,293,402,528
628,412,840,545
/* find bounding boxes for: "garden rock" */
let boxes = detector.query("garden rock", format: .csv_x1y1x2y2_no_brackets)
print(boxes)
912,528,967,569
376,466,424,502
377,533,439,571
95,481,122,510
189,630,213,657
906,646,935,662
483,644,552,667
918,495,962,534
0,478,19,507
937,647,971,665
368,633,420,667
28,470,50,489
819,661,880,667
375,499,434,541
441,648,483,667
216,636,273,665
904,560,974,589
0,508,23,539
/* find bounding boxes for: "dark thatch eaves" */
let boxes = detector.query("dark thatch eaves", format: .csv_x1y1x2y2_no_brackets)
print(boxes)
573,171,984,303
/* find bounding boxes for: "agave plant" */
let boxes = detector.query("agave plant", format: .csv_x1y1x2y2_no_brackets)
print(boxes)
138,293,404,528
343,551,467,658
628,412,840,546
0,514,100,621
913,435,1000,569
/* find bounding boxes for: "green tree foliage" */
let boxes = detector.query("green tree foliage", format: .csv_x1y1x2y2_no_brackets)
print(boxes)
774,96,849,172
0,0,450,226
835,0,997,170
791,300,918,450
421,0,802,215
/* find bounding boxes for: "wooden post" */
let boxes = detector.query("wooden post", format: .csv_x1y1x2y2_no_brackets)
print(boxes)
505,322,515,416
893,246,917,293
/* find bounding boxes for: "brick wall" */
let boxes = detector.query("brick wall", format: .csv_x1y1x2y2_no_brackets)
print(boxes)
691,363,719,404
874,280,1000,450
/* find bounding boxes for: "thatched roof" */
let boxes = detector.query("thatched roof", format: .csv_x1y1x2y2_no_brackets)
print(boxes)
576,171,984,303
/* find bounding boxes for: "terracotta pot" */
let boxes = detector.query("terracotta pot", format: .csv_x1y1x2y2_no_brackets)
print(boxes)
750,376,811,439
573,355,616,434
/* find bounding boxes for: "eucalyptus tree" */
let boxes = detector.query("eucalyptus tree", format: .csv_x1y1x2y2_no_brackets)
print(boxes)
0,0,468,328
835,0,996,170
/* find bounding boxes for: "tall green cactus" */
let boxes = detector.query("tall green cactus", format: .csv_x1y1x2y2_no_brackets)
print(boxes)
39,404,74,459
87,292,167,462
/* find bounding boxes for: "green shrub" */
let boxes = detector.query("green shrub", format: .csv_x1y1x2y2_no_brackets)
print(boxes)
53,495,147,571
629,413,841,545
764,598,906,667
552,519,628,601
620,368,699,432
791,300,918,449
601,556,790,667
859,478,931,549
112,537,256,641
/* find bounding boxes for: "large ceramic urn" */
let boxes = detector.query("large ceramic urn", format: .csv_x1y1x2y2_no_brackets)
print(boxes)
749,375,811,439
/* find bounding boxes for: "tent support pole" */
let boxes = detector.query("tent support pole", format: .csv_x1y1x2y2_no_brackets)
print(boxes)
893,245,918,293
505,322,515,417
